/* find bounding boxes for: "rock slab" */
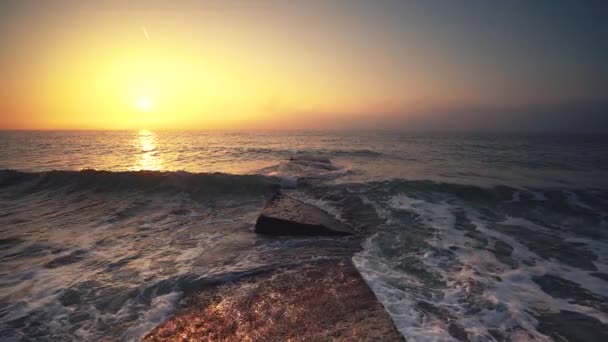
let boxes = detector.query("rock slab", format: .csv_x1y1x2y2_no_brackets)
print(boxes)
144,259,403,341
254,191,353,235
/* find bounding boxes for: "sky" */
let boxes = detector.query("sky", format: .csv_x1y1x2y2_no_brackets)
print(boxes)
0,0,607,131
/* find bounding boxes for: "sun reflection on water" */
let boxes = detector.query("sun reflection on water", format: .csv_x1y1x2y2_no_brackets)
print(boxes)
134,129,163,171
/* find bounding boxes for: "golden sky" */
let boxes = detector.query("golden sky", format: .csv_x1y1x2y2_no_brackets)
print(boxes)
1,1,606,130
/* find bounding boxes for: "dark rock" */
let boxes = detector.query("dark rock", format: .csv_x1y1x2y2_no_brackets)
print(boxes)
286,155,338,172
255,192,353,236
288,155,332,165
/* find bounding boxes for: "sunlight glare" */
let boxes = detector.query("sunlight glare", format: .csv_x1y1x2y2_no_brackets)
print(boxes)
136,97,153,112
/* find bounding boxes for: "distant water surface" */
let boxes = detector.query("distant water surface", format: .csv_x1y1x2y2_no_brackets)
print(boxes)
1,130,607,341
1,130,607,188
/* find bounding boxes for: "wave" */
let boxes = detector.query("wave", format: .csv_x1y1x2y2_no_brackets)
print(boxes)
0,169,279,197
303,179,608,341
226,147,385,159
2,168,607,341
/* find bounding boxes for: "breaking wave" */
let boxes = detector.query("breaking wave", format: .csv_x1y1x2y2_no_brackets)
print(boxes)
0,169,278,197
1,166,607,341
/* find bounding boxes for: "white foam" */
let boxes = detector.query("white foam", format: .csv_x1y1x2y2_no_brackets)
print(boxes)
355,193,608,341
563,190,593,210
288,192,346,223
468,211,608,324
120,291,182,341
388,193,455,230
353,240,455,342
359,194,392,222
507,190,521,203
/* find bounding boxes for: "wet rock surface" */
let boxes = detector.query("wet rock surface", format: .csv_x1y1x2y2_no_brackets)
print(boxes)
144,259,402,342
144,191,398,341
255,191,354,236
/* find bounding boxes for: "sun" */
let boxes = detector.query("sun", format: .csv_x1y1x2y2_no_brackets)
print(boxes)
135,97,153,112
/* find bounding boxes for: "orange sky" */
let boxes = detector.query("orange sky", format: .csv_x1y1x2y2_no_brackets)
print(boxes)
1,1,606,130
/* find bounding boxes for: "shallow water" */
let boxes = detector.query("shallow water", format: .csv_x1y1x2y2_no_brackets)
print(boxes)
1,130,607,341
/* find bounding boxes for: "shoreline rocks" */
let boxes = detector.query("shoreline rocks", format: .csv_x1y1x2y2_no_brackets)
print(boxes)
255,191,353,236
143,189,402,341
144,259,403,341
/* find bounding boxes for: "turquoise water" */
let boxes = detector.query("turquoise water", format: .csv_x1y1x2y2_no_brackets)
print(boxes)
1,131,607,341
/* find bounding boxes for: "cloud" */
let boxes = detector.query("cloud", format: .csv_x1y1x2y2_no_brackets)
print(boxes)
141,26,149,41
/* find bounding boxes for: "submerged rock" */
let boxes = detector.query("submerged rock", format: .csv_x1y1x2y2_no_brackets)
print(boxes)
255,192,353,235
287,154,338,171
288,154,332,165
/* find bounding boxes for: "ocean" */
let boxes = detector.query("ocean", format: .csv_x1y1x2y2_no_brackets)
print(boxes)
1,130,607,341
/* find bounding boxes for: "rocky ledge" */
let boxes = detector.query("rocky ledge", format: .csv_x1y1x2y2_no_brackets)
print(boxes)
144,190,400,341
144,259,402,341
255,191,353,236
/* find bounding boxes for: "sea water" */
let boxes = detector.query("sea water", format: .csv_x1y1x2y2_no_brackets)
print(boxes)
1,130,607,341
